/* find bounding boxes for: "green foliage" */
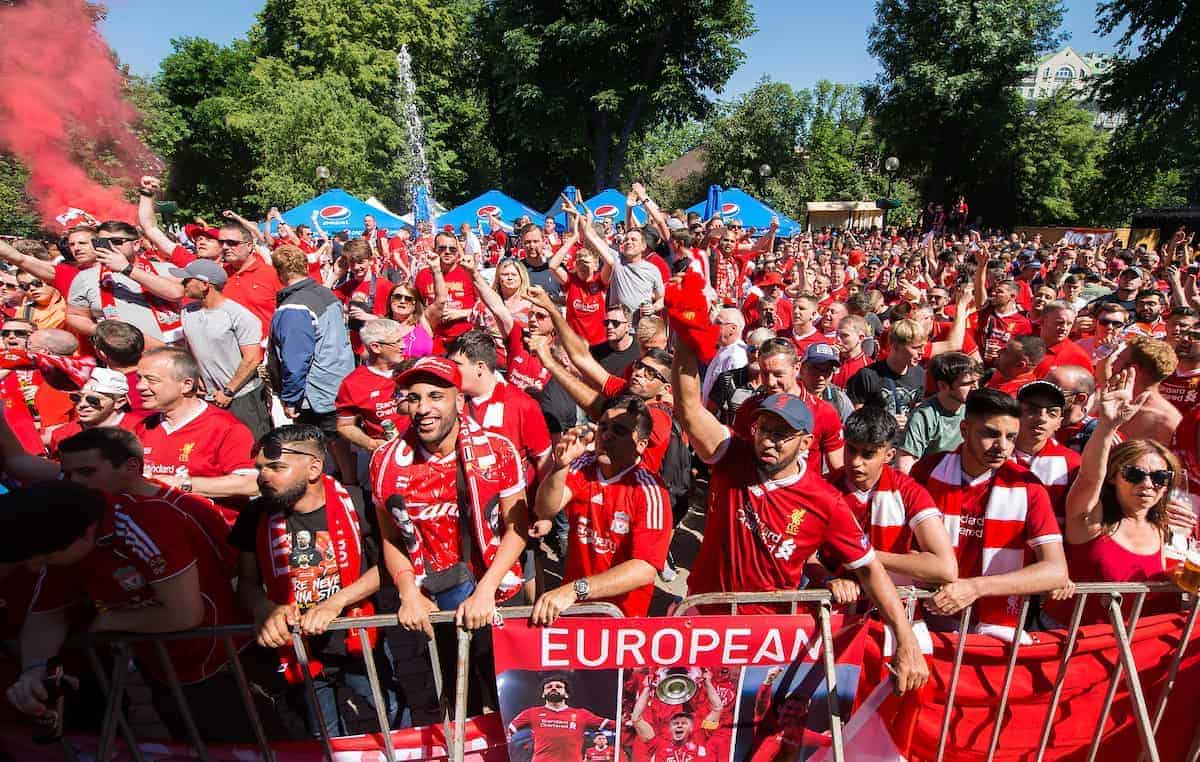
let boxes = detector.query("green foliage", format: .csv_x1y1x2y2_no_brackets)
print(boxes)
1094,0,1200,203
1078,124,1188,227
868,0,1065,225
0,155,42,236
1012,94,1106,225
477,0,755,200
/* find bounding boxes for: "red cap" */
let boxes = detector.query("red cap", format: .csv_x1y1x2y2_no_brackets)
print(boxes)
755,271,785,289
442,224,454,233
184,223,220,241
396,355,462,390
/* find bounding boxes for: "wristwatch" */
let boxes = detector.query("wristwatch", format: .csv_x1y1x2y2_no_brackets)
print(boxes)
221,387,236,398
573,578,590,602
119,262,135,277
180,476,193,493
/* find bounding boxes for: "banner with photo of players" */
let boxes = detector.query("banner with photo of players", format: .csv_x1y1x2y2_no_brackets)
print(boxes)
493,614,869,761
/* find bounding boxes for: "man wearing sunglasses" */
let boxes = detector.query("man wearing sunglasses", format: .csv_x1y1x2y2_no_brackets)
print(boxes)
65,220,186,346
414,231,478,345
217,223,283,335
48,368,139,457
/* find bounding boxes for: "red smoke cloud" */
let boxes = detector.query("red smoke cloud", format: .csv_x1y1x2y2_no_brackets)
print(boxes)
0,0,160,228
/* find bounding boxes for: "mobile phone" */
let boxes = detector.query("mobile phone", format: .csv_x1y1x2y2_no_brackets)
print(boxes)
92,238,114,252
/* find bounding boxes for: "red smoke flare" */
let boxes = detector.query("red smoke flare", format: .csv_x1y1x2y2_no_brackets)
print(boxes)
0,0,161,228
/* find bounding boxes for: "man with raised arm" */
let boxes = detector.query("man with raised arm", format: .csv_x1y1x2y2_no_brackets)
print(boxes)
671,339,929,693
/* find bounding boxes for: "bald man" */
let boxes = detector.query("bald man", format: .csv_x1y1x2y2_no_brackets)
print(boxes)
702,308,748,403
1045,364,1099,452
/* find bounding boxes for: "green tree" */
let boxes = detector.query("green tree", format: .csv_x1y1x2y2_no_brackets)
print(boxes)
1012,93,1105,225
0,155,42,236
1094,0,1199,203
478,0,755,199
868,0,1064,226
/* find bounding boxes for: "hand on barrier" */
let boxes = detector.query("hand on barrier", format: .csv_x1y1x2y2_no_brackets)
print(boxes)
828,578,862,605
456,589,497,631
531,584,578,626
398,594,438,638
299,600,342,637
928,578,981,616
6,666,50,718
1048,579,1077,601
256,603,300,648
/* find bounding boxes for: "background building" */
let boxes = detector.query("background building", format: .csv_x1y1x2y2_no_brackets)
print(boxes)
1017,46,1123,130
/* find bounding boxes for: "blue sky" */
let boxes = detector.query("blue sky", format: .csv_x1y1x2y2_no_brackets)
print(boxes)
101,0,1121,96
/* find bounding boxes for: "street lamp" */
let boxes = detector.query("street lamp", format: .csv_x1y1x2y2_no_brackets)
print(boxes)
316,165,330,192
882,156,899,230
758,163,772,197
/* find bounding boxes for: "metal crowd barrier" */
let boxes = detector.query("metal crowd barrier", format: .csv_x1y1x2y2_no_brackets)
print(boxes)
45,584,1200,762
78,602,624,762
676,582,1199,762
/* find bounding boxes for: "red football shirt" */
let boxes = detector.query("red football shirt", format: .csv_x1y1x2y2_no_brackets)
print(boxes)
223,255,283,334
470,379,552,481
32,488,242,684
832,352,868,389
0,375,44,454
133,402,257,519
505,324,551,395
910,453,1061,581
687,435,874,615
974,307,1033,363
508,705,610,762
566,272,607,345
1161,367,1200,418
646,728,718,762
49,411,147,457
833,465,940,555
1012,439,1081,525
414,264,478,340
1035,339,1095,378
335,364,403,439
562,454,671,615
371,433,524,578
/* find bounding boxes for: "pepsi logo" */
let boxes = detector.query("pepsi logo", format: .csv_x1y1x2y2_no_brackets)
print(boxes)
477,204,502,218
593,204,620,218
720,202,740,216
319,205,351,223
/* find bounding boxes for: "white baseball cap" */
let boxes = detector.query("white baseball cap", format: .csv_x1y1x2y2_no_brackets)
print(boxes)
86,367,129,396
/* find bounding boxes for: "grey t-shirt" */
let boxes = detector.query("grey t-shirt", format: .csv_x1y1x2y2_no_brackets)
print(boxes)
68,261,183,344
180,298,263,398
899,396,965,459
607,250,663,314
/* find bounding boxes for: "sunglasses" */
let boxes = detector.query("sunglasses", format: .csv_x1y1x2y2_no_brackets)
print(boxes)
101,237,136,246
1120,465,1173,488
603,319,627,327
253,441,322,460
1098,318,1125,328
434,245,457,252
17,280,43,291
392,294,417,303
69,392,109,407
217,238,245,247
633,360,669,384
0,329,31,338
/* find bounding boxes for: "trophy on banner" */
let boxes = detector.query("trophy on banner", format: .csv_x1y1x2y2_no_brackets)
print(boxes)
655,667,699,705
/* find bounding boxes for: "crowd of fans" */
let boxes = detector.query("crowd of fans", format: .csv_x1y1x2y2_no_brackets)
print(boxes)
0,175,1197,754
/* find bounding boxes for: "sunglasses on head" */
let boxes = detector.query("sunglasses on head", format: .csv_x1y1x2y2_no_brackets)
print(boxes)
17,280,43,291
253,440,322,461
1120,465,1173,488
69,391,109,407
0,328,31,338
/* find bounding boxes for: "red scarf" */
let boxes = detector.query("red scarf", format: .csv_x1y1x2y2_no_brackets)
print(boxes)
372,413,524,601
98,259,184,343
924,450,1038,642
255,475,375,683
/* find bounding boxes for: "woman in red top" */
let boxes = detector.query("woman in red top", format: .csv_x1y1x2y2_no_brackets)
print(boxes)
1053,369,1195,624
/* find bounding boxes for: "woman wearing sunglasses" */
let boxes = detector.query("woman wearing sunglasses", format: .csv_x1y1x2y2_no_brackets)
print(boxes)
384,282,433,359
16,273,66,330
1053,368,1197,624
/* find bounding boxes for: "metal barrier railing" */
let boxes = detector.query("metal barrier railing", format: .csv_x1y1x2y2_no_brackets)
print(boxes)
677,582,1198,762
79,602,624,762
39,584,1200,762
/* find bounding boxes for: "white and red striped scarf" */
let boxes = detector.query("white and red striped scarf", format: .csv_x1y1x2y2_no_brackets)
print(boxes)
858,466,940,586
926,450,1038,641
1012,438,1078,527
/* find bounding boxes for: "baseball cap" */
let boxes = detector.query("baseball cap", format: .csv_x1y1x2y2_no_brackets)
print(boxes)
755,272,785,289
1021,260,1043,271
804,343,842,366
1017,380,1067,409
184,223,220,241
867,256,882,266
169,259,228,288
1119,267,1143,279
396,355,462,390
753,393,814,433
86,367,129,396
667,218,686,231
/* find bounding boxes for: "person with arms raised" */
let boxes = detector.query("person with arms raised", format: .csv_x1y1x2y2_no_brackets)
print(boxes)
671,339,929,693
